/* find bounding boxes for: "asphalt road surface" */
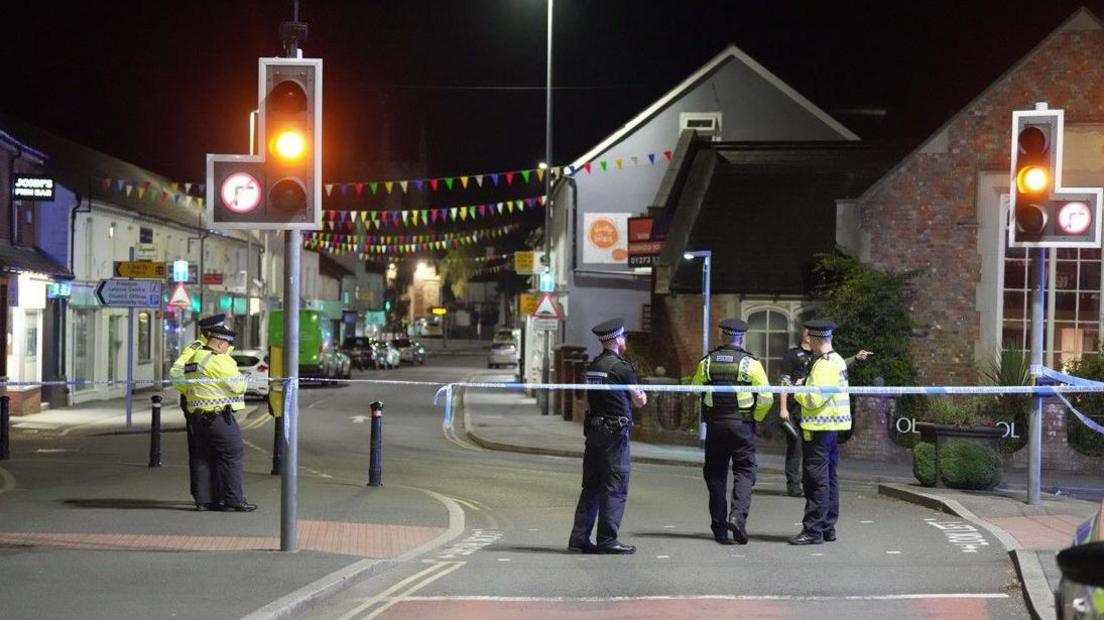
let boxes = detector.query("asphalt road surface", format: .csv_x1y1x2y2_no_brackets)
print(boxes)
254,353,1029,620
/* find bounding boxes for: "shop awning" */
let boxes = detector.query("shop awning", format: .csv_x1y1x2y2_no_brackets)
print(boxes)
0,244,73,280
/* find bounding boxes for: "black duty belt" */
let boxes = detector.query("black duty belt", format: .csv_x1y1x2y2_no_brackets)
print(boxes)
704,409,753,422
586,416,632,429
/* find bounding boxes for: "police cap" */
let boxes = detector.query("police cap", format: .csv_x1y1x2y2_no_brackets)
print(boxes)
198,314,227,332
206,325,236,344
592,318,625,342
805,319,836,338
719,318,748,337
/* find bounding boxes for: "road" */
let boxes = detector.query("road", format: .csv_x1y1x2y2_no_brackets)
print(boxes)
256,353,1030,619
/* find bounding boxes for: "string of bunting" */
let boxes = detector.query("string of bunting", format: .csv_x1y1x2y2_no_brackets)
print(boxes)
311,223,524,245
98,178,204,209
305,223,527,255
325,148,673,197
92,148,673,212
364,252,514,265
322,195,544,231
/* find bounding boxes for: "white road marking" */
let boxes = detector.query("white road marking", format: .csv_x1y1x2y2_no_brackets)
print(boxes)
527,528,539,532
811,553,825,557
437,529,503,559
656,555,670,559
886,550,902,555
497,558,511,562
663,525,676,529
861,520,874,524
337,561,461,620
927,521,991,553
390,593,1010,602
34,448,72,454
362,561,467,620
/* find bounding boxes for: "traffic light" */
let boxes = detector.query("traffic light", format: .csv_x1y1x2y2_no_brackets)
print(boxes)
1008,105,1103,248
206,57,322,230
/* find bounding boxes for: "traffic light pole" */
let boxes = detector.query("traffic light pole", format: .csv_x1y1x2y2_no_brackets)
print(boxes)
280,5,303,552
1027,247,1045,505
281,232,301,551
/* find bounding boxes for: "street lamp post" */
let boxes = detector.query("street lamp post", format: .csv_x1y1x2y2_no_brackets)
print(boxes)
540,0,554,415
684,250,712,449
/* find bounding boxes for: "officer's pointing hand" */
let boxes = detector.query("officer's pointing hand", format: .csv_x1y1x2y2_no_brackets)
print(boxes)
856,350,874,361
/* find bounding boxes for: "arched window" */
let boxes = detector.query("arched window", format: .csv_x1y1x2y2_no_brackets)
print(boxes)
746,309,790,380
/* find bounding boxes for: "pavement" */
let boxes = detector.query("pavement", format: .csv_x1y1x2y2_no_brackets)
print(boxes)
459,374,1104,620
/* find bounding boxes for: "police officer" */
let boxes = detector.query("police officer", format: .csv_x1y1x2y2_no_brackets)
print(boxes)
690,318,773,545
778,329,815,497
568,318,646,555
780,330,873,498
170,313,227,511
185,325,256,512
790,319,850,545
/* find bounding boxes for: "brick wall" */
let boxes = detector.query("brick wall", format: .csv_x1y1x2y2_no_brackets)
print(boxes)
4,388,42,416
856,28,1104,385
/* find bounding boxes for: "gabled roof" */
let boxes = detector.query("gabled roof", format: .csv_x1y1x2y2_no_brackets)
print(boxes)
568,44,859,169
854,6,1104,205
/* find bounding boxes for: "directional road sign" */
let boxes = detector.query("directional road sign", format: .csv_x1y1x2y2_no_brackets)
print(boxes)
95,279,162,307
114,261,167,279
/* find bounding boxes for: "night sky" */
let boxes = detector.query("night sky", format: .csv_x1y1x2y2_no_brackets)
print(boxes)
6,0,1104,186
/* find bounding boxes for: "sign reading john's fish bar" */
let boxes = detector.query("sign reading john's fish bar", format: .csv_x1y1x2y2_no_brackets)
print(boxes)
11,174,55,200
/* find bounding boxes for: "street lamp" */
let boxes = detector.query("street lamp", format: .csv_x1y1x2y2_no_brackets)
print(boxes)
684,250,712,448
540,0,555,415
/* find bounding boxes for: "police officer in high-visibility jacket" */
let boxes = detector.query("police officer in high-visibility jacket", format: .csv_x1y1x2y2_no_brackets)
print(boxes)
790,319,850,545
184,325,256,512
690,318,773,545
169,313,226,511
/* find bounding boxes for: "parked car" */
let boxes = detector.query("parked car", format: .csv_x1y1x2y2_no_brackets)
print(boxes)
413,316,444,338
1056,498,1104,619
231,349,269,398
341,336,374,370
370,339,401,369
392,338,426,365
328,349,352,379
488,341,519,368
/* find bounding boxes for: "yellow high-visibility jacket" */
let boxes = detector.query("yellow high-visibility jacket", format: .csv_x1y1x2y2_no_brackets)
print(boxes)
170,336,207,395
690,346,774,423
183,348,246,412
794,351,851,432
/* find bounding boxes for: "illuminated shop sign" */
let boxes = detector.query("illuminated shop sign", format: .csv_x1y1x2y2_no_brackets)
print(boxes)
11,174,55,200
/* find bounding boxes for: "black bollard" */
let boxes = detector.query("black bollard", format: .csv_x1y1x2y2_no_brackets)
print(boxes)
271,411,283,475
368,401,383,487
1,395,10,460
149,395,162,468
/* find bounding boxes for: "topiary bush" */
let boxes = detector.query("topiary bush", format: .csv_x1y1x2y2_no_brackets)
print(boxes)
940,440,1002,490
979,346,1031,454
912,440,1002,489
912,442,936,487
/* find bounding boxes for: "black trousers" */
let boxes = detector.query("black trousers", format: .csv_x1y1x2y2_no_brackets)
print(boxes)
702,418,756,536
192,407,245,506
784,407,802,489
801,430,840,538
569,422,631,547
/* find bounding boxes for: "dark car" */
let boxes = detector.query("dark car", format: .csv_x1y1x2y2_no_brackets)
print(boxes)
341,336,374,370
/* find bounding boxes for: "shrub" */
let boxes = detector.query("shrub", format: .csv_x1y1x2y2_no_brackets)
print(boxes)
940,440,1002,490
924,395,984,427
912,442,936,486
1061,353,1104,457
912,440,1002,490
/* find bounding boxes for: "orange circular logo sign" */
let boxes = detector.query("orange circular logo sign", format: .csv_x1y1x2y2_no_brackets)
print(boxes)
588,217,619,249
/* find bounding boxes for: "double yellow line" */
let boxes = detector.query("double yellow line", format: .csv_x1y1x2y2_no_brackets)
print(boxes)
338,560,467,620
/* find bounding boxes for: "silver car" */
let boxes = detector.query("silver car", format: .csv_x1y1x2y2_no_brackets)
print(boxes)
488,341,519,368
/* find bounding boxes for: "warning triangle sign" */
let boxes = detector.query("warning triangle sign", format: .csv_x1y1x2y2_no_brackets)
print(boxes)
168,283,191,309
533,293,560,319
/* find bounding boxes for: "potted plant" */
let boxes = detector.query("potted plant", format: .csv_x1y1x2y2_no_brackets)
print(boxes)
912,396,1003,490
